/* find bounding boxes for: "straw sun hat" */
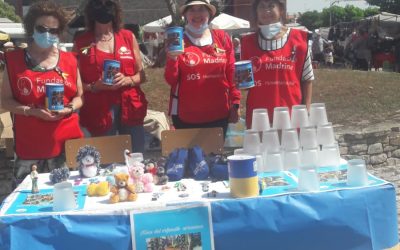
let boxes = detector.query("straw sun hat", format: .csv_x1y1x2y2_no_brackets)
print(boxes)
179,0,217,17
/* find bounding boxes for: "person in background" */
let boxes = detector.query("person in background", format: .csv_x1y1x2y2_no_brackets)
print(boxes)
241,0,314,128
1,0,84,185
324,42,334,67
312,32,324,64
352,28,370,71
74,0,147,153
233,37,241,61
164,0,241,135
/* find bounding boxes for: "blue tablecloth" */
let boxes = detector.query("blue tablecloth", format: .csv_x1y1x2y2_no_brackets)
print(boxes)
0,184,398,250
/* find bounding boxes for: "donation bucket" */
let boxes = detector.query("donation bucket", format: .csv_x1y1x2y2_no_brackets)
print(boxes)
166,26,184,56
234,60,255,89
103,59,121,85
227,154,259,198
45,83,64,111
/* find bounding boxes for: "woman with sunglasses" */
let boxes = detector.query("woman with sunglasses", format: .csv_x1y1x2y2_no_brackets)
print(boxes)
1,0,84,185
74,0,147,153
241,0,314,128
164,0,241,136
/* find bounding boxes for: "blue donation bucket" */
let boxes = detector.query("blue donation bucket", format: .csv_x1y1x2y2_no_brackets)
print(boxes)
103,59,121,85
235,60,255,89
45,83,64,111
227,154,259,198
166,26,184,56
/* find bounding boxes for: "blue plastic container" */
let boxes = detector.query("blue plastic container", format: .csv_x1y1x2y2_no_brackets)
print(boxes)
45,83,64,111
166,26,184,56
103,59,120,85
235,60,255,89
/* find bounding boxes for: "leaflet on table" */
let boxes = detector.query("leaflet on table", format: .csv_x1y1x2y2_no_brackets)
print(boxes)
258,165,388,196
4,185,87,215
131,203,214,250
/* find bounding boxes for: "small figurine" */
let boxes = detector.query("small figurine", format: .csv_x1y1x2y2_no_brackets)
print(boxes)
174,182,187,192
154,166,169,185
207,190,218,198
201,182,210,192
30,164,39,193
87,181,109,197
76,145,101,178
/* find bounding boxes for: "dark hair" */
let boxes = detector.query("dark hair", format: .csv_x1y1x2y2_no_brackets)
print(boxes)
252,0,285,25
84,0,123,32
23,0,67,38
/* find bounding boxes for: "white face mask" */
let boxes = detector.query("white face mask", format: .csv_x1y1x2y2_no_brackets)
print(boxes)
259,22,282,39
185,22,209,35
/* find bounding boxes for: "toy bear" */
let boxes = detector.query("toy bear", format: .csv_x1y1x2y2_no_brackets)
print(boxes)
87,181,109,197
109,173,137,203
128,164,154,193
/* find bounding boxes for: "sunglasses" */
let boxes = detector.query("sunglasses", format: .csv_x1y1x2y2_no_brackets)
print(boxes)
35,25,60,35
92,0,115,8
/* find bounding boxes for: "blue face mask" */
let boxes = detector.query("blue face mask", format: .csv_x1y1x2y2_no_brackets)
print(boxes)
32,30,59,49
259,22,282,39
185,22,209,35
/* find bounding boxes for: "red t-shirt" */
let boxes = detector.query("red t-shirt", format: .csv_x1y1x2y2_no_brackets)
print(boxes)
74,29,147,135
165,29,241,123
241,29,308,128
5,49,83,159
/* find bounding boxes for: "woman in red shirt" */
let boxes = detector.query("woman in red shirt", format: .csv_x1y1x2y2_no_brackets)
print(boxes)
241,0,314,128
1,0,83,184
164,0,241,135
74,0,147,152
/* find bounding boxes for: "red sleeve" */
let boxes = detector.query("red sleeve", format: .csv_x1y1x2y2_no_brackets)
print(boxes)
217,30,241,105
164,56,180,89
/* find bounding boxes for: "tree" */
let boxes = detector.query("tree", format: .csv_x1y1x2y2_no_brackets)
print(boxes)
297,11,323,31
363,7,380,17
365,0,400,14
0,1,22,23
164,0,181,26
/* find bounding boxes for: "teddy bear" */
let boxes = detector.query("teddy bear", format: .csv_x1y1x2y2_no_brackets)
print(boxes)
128,164,154,193
109,173,137,203
87,181,109,197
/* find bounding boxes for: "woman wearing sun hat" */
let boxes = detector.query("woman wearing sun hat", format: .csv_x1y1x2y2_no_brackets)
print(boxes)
164,0,241,136
241,0,314,128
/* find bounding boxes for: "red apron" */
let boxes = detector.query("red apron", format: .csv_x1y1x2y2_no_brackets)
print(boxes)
241,29,308,128
5,49,83,159
75,29,147,135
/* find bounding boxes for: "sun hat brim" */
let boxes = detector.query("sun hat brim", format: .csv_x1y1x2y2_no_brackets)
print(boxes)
179,0,217,17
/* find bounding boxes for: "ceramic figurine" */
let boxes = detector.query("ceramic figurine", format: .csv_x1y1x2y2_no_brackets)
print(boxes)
30,164,39,193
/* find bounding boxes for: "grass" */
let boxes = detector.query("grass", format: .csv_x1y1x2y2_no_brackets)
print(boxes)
1,68,400,127
142,67,400,127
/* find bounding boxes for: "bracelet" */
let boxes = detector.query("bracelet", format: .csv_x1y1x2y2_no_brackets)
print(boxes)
22,106,30,116
66,103,75,114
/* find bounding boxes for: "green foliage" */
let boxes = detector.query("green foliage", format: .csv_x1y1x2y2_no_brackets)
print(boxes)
365,0,400,14
298,5,381,29
0,1,21,23
297,11,323,31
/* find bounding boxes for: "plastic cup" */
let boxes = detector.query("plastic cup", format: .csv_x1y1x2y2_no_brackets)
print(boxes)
317,122,336,146
309,103,328,126
318,144,340,167
53,181,76,212
256,154,266,173
291,105,309,128
283,148,301,170
251,109,270,131
298,167,320,192
301,147,319,167
273,107,291,130
300,126,318,149
347,159,368,186
281,128,299,150
261,129,280,153
243,130,261,154
265,151,283,172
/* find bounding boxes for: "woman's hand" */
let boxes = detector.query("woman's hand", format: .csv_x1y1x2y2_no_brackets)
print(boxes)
228,106,240,123
112,73,133,89
28,107,64,121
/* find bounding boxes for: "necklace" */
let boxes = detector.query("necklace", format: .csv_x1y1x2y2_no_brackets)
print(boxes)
97,33,113,42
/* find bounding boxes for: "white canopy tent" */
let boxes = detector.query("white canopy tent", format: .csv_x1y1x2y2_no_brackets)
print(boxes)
143,13,250,33
0,23,25,39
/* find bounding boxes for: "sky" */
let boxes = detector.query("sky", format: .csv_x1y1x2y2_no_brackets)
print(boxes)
287,0,372,14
